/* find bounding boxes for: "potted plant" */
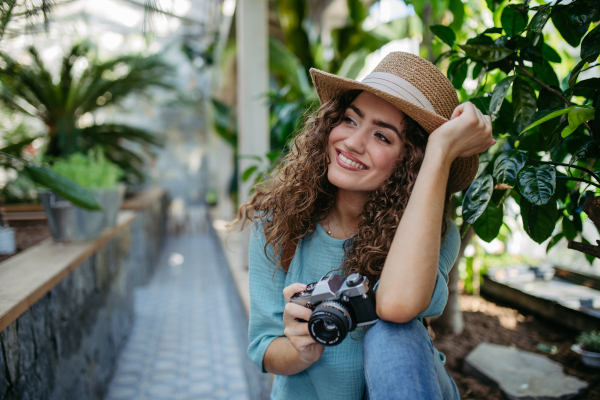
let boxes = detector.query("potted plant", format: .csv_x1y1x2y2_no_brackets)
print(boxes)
572,330,600,368
39,149,124,242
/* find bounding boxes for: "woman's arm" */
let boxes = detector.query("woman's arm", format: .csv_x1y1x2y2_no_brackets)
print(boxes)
376,102,494,323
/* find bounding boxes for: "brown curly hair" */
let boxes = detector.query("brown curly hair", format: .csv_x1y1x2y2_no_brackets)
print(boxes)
235,90,452,288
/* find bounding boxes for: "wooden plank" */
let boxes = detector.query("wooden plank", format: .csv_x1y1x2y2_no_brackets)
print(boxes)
3,212,46,221
0,211,136,332
0,203,44,213
122,187,166,211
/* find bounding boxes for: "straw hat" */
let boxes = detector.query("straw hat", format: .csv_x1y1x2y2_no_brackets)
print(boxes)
310,51,479,193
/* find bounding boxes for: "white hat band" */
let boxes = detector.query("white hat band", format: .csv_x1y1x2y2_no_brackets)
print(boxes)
360,72,436,113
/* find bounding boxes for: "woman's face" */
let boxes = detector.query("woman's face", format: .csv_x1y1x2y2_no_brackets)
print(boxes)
327,91,405,194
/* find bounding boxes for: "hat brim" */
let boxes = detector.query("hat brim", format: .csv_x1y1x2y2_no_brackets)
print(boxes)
310,68,478,193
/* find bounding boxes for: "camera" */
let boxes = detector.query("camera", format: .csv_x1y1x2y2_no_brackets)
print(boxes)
289,273,379,346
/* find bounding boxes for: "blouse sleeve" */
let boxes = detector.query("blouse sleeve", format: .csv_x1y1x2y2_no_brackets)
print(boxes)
416,222,460,318
247,223,288,373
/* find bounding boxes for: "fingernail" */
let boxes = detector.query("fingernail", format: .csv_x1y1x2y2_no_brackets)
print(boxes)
298,284,307,289
492,139,497,144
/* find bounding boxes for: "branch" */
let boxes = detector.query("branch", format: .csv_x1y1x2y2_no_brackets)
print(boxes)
557,176,600,189
529,159,600,184
568,240,600,259
515,64,572,107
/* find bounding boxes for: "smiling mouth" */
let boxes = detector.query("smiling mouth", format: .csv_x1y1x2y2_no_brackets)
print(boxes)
337,150,367,170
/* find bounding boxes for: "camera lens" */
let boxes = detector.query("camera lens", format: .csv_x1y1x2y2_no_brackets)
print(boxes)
308,301,352,346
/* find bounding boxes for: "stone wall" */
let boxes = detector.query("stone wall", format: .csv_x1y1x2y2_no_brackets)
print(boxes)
0,226,135,400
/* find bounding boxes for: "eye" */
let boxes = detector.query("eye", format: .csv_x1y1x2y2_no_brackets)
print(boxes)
343,116,356,125
374,132,391,144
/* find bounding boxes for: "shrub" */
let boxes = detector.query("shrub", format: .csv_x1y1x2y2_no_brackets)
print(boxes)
51,149,123,189
577,330,600,353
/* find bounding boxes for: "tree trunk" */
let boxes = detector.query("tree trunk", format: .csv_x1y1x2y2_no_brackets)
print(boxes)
436,226,474,334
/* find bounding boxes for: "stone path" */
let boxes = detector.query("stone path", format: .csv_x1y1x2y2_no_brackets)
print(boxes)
105,231,251,400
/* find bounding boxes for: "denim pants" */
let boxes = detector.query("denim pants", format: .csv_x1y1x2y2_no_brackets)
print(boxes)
363,318,461,400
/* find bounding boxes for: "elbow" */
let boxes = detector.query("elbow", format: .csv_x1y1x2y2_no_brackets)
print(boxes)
376,294,424,324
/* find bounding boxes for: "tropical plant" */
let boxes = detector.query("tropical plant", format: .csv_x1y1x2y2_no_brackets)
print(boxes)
0,42,173,184
577,330,600,352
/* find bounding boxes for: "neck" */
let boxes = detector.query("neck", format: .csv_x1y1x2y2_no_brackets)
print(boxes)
323,189,369,237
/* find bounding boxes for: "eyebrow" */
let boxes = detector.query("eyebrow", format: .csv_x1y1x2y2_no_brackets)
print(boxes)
348,104,401,138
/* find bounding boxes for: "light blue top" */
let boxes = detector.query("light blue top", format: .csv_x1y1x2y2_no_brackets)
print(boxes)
248,221,460,400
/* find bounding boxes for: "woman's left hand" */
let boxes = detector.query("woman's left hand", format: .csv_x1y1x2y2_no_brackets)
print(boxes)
427,101,495,161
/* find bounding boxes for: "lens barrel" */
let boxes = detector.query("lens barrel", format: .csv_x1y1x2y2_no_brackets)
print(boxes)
308,301,352,346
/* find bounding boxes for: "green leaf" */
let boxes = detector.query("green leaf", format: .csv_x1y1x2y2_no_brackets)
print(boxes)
473,202,504,243
242,165,258,182
521,106,573,134
430,25,456,47
562,216,577,241
462,175,494,224
459,43,514,62
568,106,595,131
451,60,468,89
518,165,556,205
493,150,528,187
551,3,596,48
501,4,529,36
520,196,558,244
581,24,600,60
533,63,559,87
23,164,101,210
483,27,503,34
490,75,516,121
542,44,562,63
512,77,537,134
266,150,282,164
570,140,600,166
546,232,564,253
568,57,593,88
448,0,465,31
433,50,457,65
528,5,551,33
336,49,369,79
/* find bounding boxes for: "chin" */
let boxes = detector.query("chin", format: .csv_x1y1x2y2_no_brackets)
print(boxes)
327,166,381,193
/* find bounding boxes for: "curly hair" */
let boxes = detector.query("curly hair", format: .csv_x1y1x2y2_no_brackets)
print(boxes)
235,90,452,288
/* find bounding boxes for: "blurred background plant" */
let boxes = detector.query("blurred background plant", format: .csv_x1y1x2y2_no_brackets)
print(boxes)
50,148,124,190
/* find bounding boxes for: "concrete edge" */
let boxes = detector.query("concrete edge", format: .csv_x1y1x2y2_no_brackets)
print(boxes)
207,213,272,400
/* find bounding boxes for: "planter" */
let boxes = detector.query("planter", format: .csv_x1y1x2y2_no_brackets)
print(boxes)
39,189,106,242
0,227,16,255
102,185,126,227
571,344,600,368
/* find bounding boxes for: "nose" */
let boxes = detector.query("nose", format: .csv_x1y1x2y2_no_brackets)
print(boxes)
344,126,367,154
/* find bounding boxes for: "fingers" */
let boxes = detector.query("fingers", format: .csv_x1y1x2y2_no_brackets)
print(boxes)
283,283,307,303
283,302,313,325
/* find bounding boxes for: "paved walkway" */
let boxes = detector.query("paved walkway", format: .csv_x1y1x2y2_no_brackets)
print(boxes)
105,225,252,400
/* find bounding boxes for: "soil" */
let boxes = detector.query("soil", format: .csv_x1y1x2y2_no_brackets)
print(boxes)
0,220,51,263
431,295,600,400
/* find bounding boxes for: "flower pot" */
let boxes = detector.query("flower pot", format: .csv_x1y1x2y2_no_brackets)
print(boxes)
101,185,125,227
39,189,106,242
0,227,16,255
571,344,600,368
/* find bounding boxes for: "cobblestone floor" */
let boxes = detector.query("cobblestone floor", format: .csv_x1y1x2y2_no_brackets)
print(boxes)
105,231,250,400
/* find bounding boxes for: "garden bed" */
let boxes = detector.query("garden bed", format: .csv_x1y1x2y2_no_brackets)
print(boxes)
432,295,600,400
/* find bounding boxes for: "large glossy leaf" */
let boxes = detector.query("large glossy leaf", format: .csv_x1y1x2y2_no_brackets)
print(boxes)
501,4,528,36
570,140,600,167
493,150,528,187
581,24,600,60
512,78,537,134
532,63,559,87
521,106,574,134
473,202,504,243
518,165,556,205
449,59,468,89
489,75,516,121
430,25,456,47
568,57,595,88
562,215,577,241
528,5,551,33
462,175,494,224
459,43,513,62
520,196,558,244
568,106,595,131
23,164,101,210
551,4,596,48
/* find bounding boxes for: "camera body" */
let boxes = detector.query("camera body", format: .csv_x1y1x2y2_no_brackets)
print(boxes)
290,273,379,346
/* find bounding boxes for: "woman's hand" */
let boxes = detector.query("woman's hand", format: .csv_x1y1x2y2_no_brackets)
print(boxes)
282,283,325,365
428,101,495,162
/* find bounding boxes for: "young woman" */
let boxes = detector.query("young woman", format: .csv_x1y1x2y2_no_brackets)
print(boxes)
237,52,494,399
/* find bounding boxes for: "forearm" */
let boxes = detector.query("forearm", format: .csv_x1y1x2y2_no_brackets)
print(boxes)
263,337,314,375
377,144,453,322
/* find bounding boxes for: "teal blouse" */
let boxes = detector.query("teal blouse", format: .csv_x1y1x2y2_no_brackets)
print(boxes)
247,221,460,400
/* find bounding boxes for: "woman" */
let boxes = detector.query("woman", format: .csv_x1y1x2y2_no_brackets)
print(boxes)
238,52,494,399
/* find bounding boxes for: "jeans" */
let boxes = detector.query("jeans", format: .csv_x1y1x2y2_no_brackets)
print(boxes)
363,318,461,400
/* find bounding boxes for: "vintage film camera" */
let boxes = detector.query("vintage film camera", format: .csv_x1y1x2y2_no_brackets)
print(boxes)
289,273,379,346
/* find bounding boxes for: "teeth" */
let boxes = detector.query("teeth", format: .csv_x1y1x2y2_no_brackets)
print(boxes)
339,153,366,170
